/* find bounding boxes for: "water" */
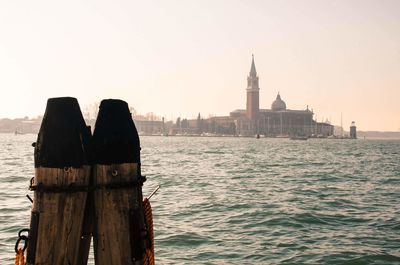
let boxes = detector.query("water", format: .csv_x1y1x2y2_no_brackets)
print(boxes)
1,134,400,264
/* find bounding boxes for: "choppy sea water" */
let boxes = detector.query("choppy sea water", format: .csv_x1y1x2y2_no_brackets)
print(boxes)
1,133,399,264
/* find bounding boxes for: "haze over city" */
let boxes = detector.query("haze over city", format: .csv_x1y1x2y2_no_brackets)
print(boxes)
0,0,399,131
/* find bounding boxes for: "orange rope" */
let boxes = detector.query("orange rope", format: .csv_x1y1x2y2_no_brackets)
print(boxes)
15,249,25,265
143,198,155,265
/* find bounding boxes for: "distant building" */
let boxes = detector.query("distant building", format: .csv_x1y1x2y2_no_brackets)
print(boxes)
0,117,42,134
133,114,166,135
314,122,334,137
170,55,334,137
229,55,333,137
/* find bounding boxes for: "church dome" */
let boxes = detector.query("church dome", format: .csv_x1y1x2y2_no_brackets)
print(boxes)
271,93,286,111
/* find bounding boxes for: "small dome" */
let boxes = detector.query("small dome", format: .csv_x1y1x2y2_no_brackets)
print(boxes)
271,93,286,111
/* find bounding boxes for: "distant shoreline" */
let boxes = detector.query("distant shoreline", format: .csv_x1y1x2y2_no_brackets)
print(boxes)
138,134,400,140
2,132,400,140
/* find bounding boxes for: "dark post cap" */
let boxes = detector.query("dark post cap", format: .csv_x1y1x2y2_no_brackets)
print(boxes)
92,99,140,164
34,97,90,168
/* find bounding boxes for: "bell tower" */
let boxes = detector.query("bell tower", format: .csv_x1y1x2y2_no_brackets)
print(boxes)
246,54,260,121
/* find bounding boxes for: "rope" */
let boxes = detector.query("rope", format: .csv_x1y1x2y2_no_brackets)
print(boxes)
143,198,155,265
15,248,25,265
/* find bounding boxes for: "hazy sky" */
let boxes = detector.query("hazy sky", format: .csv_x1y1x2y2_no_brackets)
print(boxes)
0,0,399,131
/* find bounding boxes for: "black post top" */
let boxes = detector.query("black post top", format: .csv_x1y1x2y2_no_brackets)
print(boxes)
92,99,140,164
34,97,90,168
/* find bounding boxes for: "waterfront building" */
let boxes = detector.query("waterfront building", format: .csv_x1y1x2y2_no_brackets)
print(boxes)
161,55,334,137
229,55,333,137
0,117,42,134
133,114,167,135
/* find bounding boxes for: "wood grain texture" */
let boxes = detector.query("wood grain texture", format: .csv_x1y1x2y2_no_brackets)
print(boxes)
93,163,144,265
29,166,90,265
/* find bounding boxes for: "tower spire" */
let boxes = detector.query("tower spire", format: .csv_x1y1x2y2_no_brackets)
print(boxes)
250,54,257,76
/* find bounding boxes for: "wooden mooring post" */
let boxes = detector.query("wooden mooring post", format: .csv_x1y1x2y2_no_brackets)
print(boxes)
23,97,151,264
92,99,147,265
27,97,92,265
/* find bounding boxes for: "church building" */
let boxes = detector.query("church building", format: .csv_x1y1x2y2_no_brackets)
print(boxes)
169,55,334,137
229,55,332,137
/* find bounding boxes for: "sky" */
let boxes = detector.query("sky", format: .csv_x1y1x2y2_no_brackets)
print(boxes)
0,0,399,131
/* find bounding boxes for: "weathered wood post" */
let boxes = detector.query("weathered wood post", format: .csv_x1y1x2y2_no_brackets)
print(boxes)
92,99,147,265
27,97,92,264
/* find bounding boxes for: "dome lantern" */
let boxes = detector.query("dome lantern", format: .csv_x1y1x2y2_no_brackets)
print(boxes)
271,92,286,111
